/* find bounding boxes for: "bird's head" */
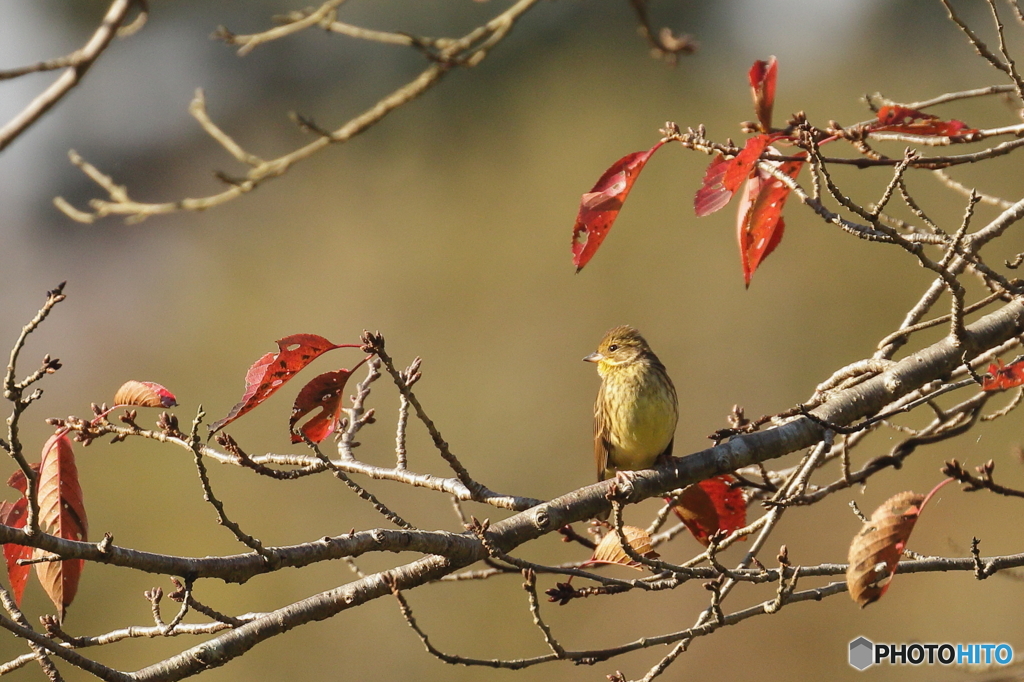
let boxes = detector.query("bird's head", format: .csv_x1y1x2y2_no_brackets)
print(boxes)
583,325,653,371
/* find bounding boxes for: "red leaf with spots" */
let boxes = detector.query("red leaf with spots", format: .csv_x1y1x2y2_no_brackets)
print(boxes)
289,369,355,444
737,155,803,287
113,380,178,408
211,334,354,434
36,433,87,621
749,56,778,132
872,106,978,137
672,474,747,546
1,494,30,606
982,359,1024,391
571,141,667,272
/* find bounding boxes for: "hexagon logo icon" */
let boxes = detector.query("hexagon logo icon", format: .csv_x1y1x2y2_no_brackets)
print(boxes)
849,636,874,670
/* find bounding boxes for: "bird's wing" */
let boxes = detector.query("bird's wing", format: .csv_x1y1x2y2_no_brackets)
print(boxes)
594,382,612,481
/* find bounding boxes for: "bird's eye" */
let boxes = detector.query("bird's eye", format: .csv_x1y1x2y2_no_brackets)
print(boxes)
608,344,619,352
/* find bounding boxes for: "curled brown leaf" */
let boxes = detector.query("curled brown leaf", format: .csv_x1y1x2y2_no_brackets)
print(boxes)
586,526,658,570
846,491,924,608
113,380,178,408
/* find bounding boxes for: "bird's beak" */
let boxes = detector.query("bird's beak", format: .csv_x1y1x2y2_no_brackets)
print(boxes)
583,352,603,363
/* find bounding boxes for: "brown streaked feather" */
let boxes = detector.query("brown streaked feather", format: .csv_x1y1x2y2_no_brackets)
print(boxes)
594,380,611,481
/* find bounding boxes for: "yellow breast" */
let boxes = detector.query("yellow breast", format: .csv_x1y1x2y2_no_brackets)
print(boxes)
601,361,678,473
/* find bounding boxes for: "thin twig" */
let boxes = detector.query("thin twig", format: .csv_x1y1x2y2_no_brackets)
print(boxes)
987,0,1024,103
55,0,543,223
877,290,1005,351
0,583,64,681
933,168,1015,208
365,332,485,496
522,569,565,657
305,437,416,530
4,282,67,533
0,0,140,152
626,0,697,62
188,407,273,559
218,0,348,56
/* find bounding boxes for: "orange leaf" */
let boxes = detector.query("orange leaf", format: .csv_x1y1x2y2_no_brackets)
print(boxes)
672,474,747,546
749,56,777,132
210,334,354,435
872,106,978,137
585,526,658,569
982,359,1024,391
289,369,354,444
737,155,803,287
0,498,31,605
36,433,87,621
113,380,178,408
571,141,667,272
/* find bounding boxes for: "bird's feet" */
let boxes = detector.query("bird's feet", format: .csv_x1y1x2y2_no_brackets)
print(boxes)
606,469,644,509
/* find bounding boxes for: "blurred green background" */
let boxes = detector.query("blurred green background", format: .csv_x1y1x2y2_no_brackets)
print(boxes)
2,0,1024,679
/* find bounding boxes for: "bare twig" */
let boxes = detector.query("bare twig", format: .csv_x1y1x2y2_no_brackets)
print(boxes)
306,436,416,530
55,0,543,223
522,569,565,657
626,0,697,62
943,458,1024,498
0,0,141,152
0,584,64,681
188,408,273,560
217,0,347,57
4,283,67,533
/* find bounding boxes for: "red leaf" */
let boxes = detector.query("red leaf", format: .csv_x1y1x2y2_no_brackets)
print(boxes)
0,498,31,605
737,155,803,287
694,155,733,217
7,466,35,495
872,106,978,137
982,359,1024,391
289,369,354,444
722,135,772,193
694,136,775,219
571,141,667,272
672,474,747,546
36,432,87,621
210,334,347,434
113,380,178,408
749,56,777,132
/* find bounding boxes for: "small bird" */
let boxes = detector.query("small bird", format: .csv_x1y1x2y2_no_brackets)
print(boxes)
585,325,679,481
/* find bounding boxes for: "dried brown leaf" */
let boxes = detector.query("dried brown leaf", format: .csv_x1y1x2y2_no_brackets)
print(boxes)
587,526,658,569
846,491,924,607
36,432,87,621
113,380,178,408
